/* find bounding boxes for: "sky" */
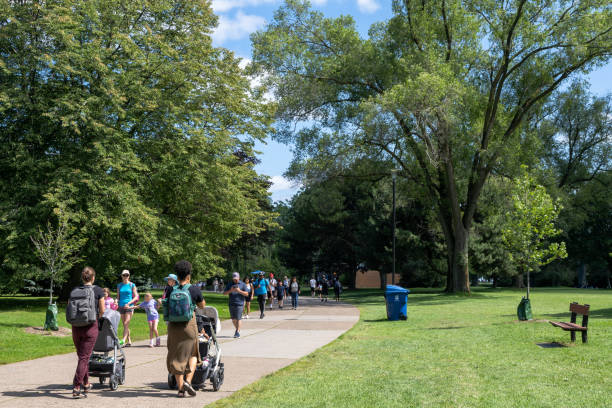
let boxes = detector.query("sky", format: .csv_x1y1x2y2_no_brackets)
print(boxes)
209,0,612,202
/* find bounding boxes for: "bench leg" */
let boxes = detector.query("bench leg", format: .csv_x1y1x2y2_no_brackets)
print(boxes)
582,331,587,344
570,331,576,343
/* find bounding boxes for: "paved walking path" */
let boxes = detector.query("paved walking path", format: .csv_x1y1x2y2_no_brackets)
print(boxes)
0,297,358,407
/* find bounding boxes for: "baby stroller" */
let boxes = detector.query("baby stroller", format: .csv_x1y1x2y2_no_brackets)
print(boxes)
88,309,126,390
168,306,224,391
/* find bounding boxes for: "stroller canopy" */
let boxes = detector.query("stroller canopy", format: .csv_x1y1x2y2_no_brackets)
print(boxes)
94,309,121,352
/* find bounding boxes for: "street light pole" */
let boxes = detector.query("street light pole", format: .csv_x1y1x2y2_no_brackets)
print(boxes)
391,170,397,285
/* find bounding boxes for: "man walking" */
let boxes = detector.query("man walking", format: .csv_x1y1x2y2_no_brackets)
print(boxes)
223,272,249,338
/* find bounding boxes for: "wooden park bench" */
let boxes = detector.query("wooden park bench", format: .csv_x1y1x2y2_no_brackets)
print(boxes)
549,302,590,343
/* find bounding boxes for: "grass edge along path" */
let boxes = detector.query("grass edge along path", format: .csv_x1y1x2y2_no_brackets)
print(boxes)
0,291,234,365
207,287,612,408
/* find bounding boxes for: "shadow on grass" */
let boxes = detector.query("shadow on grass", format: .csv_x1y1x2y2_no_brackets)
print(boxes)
0,321,30,328
542,307,612,320
0,297,54,311
342,290,492,308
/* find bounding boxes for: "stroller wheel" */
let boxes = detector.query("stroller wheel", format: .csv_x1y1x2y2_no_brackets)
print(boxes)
219,363,224,386
109,376,118,391
168,373,177,390
118,363,125,385
212,372,221,392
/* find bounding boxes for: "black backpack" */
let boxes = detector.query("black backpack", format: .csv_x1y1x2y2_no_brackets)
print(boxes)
66,285,97,327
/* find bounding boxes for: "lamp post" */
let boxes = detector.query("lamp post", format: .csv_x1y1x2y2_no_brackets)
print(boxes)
391,169,398,285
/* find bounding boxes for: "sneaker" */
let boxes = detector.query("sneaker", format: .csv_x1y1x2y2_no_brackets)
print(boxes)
234,331,240,338
245,315,249,319
156,337,161,347
260,313,265,319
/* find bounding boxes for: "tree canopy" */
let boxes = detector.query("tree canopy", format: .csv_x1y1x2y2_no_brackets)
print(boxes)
0,0,275,291
251,0,612,292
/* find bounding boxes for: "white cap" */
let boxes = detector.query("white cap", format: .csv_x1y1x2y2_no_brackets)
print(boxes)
121,269,130,276
232,272,240,279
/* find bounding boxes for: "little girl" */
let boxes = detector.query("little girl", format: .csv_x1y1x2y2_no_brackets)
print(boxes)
103,288,117,311
130,292,160,347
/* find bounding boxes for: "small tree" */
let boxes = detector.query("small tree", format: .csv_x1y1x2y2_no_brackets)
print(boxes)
30,211,84,305
501,170,568,298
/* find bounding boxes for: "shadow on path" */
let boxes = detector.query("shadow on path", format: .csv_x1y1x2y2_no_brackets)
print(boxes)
1,384,73,400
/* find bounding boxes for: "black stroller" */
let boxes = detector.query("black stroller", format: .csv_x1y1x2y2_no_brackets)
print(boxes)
168,306,224,391
88,309,126,390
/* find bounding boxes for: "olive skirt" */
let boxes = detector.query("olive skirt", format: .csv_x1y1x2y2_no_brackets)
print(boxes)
166,316,201,375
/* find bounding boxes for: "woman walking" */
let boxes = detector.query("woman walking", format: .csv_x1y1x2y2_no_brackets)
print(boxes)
68,266,105,398
166,260,206,398
117,269,138,346
243,276,254,318
289,276,300,310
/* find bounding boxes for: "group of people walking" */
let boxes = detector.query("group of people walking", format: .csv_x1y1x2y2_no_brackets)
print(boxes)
221,271,301,339
67,264,342,398
309,273,342,302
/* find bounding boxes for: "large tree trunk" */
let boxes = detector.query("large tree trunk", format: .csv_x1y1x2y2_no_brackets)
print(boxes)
451,225,470,293
440,217,471,293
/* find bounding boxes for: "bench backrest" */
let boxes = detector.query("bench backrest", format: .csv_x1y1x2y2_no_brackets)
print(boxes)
569,302,590,316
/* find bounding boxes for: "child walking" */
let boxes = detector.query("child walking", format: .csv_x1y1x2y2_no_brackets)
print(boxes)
276,280,285,309
130,292,160,347
102,288,117,311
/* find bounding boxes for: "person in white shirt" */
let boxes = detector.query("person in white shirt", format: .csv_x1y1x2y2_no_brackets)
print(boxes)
309,277,317,297
269,276,278,309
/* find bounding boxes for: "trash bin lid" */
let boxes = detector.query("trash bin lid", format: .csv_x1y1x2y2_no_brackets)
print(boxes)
385,285,410,294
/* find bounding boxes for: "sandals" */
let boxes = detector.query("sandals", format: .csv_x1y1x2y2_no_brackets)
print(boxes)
83,383,93,393
72,388,85,399
177,388,186,398
183,381,197,396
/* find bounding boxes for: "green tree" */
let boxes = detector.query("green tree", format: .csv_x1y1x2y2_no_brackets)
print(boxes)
501,170,568,298
0,0,274,290
30,209,86,304
251,0,612,292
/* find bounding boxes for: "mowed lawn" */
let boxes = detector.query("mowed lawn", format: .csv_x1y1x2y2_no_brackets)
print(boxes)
210,287,612,408
0,290,234,364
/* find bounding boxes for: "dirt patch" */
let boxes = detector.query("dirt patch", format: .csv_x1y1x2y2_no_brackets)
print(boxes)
24,326,72,337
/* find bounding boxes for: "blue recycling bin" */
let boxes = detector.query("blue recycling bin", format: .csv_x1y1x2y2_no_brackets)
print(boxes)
384,285,410,321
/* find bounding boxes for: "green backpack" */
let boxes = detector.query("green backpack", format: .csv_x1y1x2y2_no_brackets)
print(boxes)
166,284,195,322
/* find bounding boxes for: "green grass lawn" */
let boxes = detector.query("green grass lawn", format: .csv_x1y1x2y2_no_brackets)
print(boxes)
209,287,612,408
0,290,235,364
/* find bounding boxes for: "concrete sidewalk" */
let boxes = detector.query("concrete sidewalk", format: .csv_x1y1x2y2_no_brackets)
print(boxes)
0,297,358,407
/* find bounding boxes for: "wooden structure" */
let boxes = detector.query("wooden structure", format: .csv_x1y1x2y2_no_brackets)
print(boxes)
549,302,590,343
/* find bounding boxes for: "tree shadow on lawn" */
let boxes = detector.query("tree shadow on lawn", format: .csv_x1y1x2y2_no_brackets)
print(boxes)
0,297,56,311
541,307,612,320
0,321,30,328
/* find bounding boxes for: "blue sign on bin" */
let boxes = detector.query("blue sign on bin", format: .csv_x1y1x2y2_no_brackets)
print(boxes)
384,285,410,321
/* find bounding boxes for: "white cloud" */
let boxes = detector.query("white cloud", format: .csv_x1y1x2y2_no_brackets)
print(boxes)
212,0,277,13
269,175,296,192
212,12,266,45
357,0,379,13
310,0,328,5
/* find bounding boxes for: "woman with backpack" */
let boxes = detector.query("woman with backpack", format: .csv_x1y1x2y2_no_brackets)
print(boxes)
67,266,105,398
117,269,138,346
165,260,206,398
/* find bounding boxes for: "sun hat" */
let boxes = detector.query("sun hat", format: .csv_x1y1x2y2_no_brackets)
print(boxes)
121,269,130,276
164,273,178,282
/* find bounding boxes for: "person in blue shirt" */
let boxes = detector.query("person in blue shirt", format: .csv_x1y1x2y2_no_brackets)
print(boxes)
253,271,272,319
116,269,138,346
